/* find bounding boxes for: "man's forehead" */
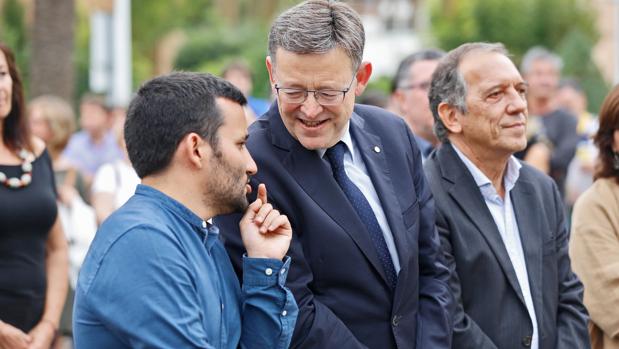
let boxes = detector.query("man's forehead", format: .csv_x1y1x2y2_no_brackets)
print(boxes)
459,51,522,86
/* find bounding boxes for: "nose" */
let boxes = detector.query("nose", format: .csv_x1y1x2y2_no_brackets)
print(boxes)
299,93,323,119
506,88,527,115
245,148,257,176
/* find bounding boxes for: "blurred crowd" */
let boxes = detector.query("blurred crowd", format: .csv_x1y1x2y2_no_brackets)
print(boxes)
1,4,618,346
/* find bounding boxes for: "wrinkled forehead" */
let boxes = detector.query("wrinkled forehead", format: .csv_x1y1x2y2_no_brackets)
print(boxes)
459,51,523,89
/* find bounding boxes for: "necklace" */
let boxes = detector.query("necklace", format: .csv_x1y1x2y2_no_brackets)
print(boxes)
0,149,34,188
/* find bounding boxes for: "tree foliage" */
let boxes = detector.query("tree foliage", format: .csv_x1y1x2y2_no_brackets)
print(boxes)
0,0,29,91
429,0,608,112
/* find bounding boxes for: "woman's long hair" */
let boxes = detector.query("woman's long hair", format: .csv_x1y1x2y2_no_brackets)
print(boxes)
0,42,31,152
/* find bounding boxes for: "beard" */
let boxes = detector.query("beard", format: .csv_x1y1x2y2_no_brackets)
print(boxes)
204,152,249,215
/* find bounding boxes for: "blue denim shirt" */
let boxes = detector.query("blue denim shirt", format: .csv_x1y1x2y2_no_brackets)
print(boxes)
73,184,297,348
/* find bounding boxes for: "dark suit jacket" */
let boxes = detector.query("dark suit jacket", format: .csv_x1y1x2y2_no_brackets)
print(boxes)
215,103,453,348
424,143,589,349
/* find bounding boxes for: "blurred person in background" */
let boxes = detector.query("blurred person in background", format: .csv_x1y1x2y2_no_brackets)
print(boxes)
391,49,445,160
28,95,97,347
222,60,271,124
62,94,123,191
570,84,619,349
555,79,599,207
91,110,139,225
0,43,68,349
519,46,579,197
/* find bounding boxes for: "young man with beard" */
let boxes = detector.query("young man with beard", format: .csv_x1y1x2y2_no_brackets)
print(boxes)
73,72,297,348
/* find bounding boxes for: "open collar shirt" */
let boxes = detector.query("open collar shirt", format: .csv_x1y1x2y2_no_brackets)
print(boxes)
452,145,539,349
73,184,297,349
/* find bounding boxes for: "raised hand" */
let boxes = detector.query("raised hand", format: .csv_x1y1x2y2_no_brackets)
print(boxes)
239,184,292,260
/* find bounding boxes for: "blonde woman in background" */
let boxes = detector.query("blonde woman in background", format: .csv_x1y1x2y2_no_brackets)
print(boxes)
570,85,619,349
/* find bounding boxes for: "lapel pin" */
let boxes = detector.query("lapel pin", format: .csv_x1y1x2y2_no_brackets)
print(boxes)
373,146,381,153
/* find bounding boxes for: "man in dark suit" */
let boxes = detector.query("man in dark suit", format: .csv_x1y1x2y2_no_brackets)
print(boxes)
215,1,453,348
424,42,589,348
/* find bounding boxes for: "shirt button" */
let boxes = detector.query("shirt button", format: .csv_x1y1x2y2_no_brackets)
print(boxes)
221,303,224,310
282,310,287,316
202,221,207,229
265,268,273,276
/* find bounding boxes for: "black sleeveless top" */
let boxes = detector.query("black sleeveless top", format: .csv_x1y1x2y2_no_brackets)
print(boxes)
0,149,57,331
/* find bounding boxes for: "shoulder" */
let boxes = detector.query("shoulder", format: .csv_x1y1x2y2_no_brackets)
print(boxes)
517,160,556,189
353,104,406,128
574,178,618,214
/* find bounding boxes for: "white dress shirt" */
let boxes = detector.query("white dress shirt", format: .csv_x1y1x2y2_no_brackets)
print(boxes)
318,122,401,273
453,145,538,349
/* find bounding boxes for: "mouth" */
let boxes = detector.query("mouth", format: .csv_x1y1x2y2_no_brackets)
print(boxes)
298,118,328,129
503,121,526,129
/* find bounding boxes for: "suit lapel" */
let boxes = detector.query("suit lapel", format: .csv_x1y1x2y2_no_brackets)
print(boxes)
510,177,543,321
439,144,526,305
268,108,391,286
350,114,409,278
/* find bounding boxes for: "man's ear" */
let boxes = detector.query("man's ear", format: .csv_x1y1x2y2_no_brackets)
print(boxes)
354,61,372,96
438,102,463,134
266,56,276,86
178,132,210,169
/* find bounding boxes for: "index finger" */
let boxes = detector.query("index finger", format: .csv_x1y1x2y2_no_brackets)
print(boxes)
257,183,267,204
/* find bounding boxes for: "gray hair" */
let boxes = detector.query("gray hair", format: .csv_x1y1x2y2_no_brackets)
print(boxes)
429,42,508,143
268,0,365,72
520,46,563,75
391,49,446,93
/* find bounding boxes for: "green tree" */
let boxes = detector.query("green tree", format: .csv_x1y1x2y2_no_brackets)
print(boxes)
429,0,607,112
0,0,29,91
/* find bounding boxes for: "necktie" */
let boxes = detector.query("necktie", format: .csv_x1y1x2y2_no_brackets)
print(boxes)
325,141,397,289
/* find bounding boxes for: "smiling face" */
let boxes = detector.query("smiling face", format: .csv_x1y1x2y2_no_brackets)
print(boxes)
454,51,529,158
0,50,13,120
266,47,370,150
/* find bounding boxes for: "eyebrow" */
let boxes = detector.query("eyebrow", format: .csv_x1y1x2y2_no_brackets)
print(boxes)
482,80,527,93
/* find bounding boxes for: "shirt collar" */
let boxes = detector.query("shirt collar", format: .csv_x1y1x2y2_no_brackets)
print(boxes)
317,121,353,159
135,184,215,235
451,144,521,193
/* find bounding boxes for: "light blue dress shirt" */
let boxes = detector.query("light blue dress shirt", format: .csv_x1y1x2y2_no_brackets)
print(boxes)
452,145,538,349
318,123,401,273
73,184,297,349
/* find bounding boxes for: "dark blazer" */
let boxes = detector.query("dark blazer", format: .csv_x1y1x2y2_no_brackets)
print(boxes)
216,103,453,348
424,143,589,349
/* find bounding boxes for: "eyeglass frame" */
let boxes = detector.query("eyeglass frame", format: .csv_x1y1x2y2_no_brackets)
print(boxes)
273,75,357,106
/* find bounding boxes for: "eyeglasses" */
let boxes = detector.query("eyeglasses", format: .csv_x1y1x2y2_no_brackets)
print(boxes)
274,76,356,106
398,81,431,92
